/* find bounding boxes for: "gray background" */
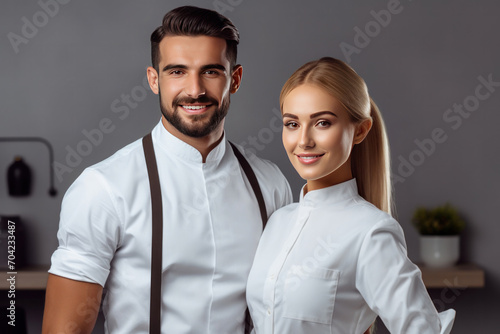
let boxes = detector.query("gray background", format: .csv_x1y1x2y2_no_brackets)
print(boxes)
1,0,499,333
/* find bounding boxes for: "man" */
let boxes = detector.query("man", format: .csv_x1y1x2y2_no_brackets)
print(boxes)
42,6,291,334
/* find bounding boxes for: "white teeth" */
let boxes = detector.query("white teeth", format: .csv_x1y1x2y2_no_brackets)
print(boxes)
300,156,321,159
182,105,206,110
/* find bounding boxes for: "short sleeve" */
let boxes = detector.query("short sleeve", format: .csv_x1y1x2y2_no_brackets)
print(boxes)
49,168,123,286
356,218,455,334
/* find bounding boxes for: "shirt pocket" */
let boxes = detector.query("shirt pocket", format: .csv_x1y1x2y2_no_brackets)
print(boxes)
282,267,340,324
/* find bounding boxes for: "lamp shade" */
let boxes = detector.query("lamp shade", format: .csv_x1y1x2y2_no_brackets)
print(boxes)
7,156,32,196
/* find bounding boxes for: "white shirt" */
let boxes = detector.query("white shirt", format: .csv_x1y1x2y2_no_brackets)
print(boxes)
49,120,292,334
247,179,455,334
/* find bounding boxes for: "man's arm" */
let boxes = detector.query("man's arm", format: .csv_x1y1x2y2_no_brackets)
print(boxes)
42,274,103,334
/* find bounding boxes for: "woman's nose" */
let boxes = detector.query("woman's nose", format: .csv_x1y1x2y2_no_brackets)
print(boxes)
298,128,315,149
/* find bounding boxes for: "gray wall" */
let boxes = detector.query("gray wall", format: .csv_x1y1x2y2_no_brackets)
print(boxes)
1,0,499,333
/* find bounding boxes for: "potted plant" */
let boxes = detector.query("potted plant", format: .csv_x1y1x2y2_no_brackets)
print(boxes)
412,203,465,268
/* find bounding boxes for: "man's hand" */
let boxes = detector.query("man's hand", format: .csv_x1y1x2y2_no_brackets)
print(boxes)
42,274,103,334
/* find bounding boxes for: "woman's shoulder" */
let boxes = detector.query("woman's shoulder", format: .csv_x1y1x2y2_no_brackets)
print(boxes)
266,202,300,227
347,198,406,247
340,195,398,231
271,202,300,217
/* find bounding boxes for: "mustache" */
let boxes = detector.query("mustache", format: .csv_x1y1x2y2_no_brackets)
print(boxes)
172,95,218,108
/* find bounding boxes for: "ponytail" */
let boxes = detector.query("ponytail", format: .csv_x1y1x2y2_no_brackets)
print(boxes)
351,98,393,215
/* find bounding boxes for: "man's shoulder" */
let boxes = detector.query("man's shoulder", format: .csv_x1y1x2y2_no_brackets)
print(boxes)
228,141,292,207
87,136,145,175
70,136,147,195
228,141,283,177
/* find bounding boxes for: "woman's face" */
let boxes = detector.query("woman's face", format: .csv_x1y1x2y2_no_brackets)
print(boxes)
282,84,364,192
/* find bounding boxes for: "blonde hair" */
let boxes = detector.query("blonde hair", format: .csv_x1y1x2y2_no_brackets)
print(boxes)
280,57,393,215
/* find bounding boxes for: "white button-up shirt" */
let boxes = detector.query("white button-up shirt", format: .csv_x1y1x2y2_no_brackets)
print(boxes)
247,179,455,334
49,120,292,334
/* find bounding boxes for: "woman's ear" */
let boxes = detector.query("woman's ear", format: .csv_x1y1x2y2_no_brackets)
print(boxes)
353,118,373,145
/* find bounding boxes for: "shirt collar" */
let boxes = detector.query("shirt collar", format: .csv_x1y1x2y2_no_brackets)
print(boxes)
151,119,227,163
299,178,359,208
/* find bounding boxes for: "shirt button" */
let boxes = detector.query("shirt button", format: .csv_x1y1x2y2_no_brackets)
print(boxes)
269,273,275,280
267,309,271,315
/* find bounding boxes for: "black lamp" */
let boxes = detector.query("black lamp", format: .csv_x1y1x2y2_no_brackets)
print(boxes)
1,137,57,197
7,156,32,196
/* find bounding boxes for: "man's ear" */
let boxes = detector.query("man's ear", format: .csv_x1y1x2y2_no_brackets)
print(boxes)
230,65,243,94
147,66,159,95
353,118,373,145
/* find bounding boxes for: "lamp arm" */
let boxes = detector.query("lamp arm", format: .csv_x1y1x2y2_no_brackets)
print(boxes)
0,137,57,196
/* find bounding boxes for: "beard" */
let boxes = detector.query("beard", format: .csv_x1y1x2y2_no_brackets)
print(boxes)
159,90,230,138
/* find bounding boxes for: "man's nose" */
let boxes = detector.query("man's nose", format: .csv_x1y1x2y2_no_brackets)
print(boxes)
185,75,206,98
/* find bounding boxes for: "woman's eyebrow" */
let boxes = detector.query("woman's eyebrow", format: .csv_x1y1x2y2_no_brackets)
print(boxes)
309,111,337,118
282,113,298,119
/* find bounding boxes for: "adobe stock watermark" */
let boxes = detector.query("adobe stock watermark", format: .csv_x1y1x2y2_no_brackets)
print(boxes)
239,233,336,331
7,0,72,54
284,234,336,291
393,73,499,185
432,277,467,312
53,82,283,183
240,107,283,156
213,0,244,14
339,0,412,63
55,286,103,333
53,75,153,182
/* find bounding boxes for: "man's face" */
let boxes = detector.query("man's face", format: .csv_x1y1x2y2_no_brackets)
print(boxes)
148,35,241,138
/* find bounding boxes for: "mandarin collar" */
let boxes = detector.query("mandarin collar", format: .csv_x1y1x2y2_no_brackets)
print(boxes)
151,119,226,163
299,178,359,208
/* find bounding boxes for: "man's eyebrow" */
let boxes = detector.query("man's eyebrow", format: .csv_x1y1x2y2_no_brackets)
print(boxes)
162,64,188,72
161,64,227,73
200,64,227,72
310,111,337,118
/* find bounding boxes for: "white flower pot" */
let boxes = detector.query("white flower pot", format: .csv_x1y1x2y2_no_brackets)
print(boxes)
420,235,460,268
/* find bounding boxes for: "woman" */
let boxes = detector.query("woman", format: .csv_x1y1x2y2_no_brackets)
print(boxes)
246,57,455,333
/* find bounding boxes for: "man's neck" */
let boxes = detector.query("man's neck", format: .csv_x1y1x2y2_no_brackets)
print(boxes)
161,117,224,163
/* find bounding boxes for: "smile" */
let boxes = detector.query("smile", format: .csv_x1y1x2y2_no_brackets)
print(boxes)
179,104,212,114
296,154,325,164
182,105,207,110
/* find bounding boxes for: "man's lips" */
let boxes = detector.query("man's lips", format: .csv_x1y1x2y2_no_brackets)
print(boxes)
295,153,325,164
178,104,212,114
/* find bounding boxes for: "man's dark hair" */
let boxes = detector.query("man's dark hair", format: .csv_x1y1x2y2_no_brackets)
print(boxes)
151,6,239,71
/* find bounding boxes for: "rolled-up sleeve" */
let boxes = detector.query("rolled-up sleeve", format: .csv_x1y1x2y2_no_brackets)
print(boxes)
356,218,455,334
49,168,122,287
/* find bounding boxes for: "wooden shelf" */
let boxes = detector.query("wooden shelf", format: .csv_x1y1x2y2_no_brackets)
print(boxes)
418,263,485,288
0,266,49,290
0,263,485,290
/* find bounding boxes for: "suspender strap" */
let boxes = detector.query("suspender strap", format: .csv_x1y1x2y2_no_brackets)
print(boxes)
229,141,268,229
143,133,163,334
229,141,268,333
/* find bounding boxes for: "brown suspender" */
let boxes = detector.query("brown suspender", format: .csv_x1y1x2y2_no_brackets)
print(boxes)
229,142,268,334
142,133,163,333
142,133,267,333
228,141,268,229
